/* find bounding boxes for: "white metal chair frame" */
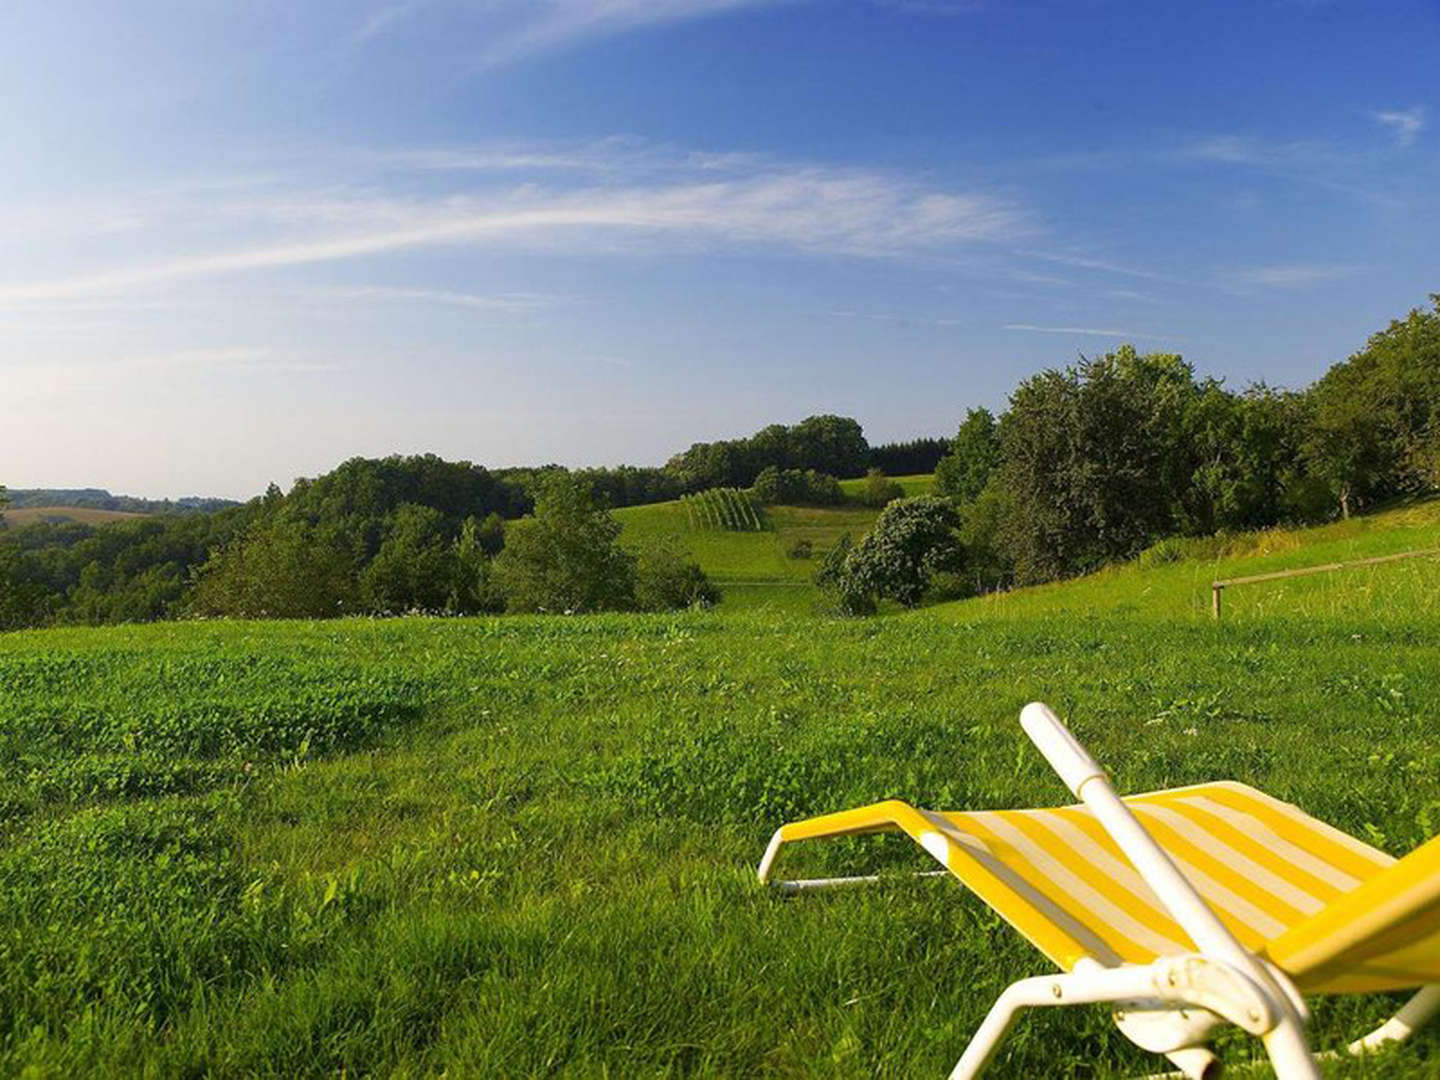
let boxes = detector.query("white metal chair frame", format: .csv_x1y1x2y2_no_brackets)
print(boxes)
757,703,1440,1079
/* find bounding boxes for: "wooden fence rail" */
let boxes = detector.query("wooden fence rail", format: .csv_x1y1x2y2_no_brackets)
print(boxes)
1211,548,1440,620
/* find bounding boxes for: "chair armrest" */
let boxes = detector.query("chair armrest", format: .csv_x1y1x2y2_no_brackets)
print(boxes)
1020,700,1108,797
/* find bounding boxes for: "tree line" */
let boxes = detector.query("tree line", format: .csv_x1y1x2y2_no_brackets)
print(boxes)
0,416,928,628
3,294,1435,626
0,459,718,627
2,488,237,514
816,295,1440,610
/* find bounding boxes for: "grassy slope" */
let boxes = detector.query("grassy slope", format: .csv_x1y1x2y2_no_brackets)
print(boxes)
1,497,1438,1076
615,474,934,611
936,497,1440,624
1,505,148,528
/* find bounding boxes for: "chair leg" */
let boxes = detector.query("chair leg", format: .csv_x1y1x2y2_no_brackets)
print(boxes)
950,957,1321,1080
1346,983,1440,1055
949,963,1223,1080
1259,1013,1322,1080
947,976,1052,1080
1159,1046,1220,1079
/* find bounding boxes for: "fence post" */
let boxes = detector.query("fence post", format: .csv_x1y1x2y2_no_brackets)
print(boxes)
1212,583,1223,621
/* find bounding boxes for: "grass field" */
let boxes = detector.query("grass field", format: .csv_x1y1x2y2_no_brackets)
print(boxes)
616,474,934,611
0,505,148,528
2,497,1439,1077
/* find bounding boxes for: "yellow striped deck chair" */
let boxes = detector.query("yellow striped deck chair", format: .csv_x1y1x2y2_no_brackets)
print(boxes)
757,702,1440,1079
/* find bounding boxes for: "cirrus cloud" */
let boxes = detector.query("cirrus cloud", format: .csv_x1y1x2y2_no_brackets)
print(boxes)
0,156,1029,305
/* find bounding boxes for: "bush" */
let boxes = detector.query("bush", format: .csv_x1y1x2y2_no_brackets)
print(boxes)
813,534,875,616
817,497,964,611
802,470,845,505
187,520,357,619
786,539,813,559
856,468,904,508
633,538,719,610
752,467,844,506
957,481,1013,594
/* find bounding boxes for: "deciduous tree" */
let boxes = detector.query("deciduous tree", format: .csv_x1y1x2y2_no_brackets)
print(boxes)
934,408,1000,503
493,473,636,614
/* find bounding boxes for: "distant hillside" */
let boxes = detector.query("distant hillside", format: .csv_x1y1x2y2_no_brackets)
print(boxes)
4,488,239,515
615,473,934,611
1,506,150,529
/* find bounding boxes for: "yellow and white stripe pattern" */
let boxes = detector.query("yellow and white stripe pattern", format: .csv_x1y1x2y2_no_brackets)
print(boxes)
772,780,1440,994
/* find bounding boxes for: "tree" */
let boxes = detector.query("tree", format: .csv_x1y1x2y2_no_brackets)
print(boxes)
752,465,790,505
666,415,870,489
789,414,869,477
856,468,904,508
1303,359,1397,520
957,479,1013,594
632,537,719,610
816,497,963,612
1303,295,1440,517
357,504,458,613
0,484,7,528
995,348,1195,584
188,519,357,618
934,408,1000,503
492,473,636,614
868,437,950,476
449,516,506,614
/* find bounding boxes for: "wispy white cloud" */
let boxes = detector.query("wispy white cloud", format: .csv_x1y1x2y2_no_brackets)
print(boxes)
1373,107,1426,147
1102,287,1159,304
1004,323,1169,340
320,286,565,312
1220,262,1363,288
350,0,431,45
1179,133,1399,205
369,138,777,178
1182,134,1320,168
0,163,1027,304
869,0,985,14
369,137,649,175
829,309,965,326
476,0,784,68
1016,248,1177,283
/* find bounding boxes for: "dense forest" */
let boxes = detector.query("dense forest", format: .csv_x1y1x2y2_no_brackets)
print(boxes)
2,294,1436,628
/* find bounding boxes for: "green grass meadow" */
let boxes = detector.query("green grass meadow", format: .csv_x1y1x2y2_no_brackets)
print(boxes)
3,495,1440,1076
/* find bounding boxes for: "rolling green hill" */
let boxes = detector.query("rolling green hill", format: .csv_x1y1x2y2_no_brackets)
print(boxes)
615,473,934,610
2,490,1438,1076
936,496,1440,624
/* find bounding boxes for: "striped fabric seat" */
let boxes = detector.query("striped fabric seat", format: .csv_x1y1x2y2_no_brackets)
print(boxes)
769,780,1440,993
927,782,1395,988
761,705,1440,1078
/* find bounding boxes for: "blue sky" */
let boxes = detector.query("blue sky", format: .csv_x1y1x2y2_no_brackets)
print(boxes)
2,0,1436,499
